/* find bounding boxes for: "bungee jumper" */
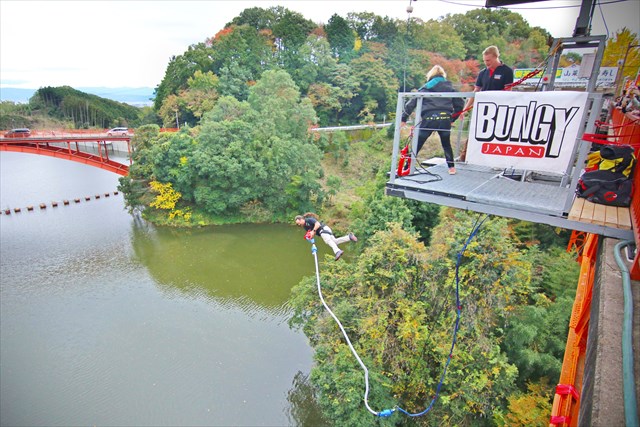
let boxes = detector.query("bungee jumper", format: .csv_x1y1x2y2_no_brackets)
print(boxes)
295,213,358,260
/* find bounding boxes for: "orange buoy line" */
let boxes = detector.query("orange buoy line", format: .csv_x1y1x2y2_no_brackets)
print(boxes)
1,191,121,215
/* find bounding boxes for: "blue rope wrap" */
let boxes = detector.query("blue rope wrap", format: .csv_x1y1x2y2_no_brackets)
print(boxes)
396,214,488,417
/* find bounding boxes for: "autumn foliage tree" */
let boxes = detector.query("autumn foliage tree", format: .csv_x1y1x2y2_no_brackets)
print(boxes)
290,210,540,425
152,6,552,126
602,28,640,90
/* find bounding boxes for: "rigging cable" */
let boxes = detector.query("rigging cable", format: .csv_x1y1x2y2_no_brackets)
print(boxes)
305,214,489,418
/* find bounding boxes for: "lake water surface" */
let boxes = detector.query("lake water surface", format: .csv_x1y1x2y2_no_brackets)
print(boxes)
0,152,327,426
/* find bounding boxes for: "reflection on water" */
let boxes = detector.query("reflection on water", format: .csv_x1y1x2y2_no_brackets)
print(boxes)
0,152,327,426
130,222,315,314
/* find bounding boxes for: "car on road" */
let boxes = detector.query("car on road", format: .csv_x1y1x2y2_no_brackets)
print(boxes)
4,128,31,138
107,127,129,136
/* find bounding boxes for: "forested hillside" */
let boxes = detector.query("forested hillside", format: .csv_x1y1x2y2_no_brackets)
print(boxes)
0,86,155,130
151,6,552,128
31,86,143,129
111,6,638,425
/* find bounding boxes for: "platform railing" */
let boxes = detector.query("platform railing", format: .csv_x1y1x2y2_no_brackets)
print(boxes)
389,92,603,214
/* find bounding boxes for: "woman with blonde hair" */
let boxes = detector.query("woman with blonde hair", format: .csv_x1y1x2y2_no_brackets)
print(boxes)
401,64,464,174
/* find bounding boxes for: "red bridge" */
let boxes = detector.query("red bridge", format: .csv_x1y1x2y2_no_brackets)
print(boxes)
0,130,132,175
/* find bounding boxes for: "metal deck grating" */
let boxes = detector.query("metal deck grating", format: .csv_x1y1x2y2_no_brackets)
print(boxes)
386,163,634,240
392,163,569,216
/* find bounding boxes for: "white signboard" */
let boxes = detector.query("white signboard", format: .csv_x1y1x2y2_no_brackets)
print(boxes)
466,91,589,173
513,66,618,87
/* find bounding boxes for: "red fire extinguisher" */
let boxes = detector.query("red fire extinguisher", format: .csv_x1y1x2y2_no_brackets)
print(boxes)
396,144,411,177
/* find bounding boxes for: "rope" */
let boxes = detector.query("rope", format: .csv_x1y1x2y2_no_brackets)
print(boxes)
304,214,489,418
396,214,488,417
306,237,382,416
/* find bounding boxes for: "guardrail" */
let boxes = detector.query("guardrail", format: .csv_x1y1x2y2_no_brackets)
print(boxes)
310,123,391,132
550,233,598,426
611,109,640,279
611,109,640,146
1,128,179,136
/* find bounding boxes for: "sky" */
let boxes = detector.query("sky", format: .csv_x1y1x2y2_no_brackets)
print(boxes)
1,0,638,90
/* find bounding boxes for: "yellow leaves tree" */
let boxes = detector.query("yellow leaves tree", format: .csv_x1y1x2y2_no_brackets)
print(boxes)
602,28,640,88
149,180,191,221
495,380,552,426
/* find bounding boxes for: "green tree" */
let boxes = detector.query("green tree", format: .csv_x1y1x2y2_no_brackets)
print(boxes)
291,210,533,425
158,93,189,128
182,70,220,119
347,53,399,122
226,6,279,30
307,63,359,126
188,70,323,217
153,42,214,111
293,34,339,92
370,15,399,44
208,24,275,83
345,12,378,41
412,19,466,60
443,8,537,60
158,70,220,127
149,130,197,203
325,13,356,61
218,61,253,101
502,246,579,386
248,69,316,139
443,13,488,59
118,124,169,211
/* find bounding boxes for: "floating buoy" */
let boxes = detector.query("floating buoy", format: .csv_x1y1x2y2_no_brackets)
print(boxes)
4,209,10,215
39,203,46,209
51,201,58,207
85,196,91,201
74,198,81,203
27,206,34,211
104,193,110,197
63,200,70,205
95,195,101,199
114,191,119,195
14,207,21,213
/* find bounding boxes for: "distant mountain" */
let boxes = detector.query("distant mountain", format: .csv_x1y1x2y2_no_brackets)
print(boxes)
0,86,155,106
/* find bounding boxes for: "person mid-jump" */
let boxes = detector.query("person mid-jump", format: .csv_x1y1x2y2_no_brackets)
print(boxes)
295,214,357,260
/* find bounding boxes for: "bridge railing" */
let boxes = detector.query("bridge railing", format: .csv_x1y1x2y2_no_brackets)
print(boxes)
610,109,640,279
1,128,178,136
550,233,598,426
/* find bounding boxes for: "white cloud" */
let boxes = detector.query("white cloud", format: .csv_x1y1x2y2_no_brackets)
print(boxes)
1,0,638,89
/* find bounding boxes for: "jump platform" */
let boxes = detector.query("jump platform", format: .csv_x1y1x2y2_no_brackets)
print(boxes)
386,162,634,240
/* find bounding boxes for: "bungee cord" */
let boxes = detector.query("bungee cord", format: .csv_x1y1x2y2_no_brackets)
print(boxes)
306,237,381,416
304,214,490,418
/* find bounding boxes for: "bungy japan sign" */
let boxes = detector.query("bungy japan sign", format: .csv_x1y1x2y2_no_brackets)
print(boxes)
466,91,588,174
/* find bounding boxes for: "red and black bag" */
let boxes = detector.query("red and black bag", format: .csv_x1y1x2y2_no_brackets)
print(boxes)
576,170,633,207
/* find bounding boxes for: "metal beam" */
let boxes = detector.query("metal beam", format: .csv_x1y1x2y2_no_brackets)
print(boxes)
386,185,634,241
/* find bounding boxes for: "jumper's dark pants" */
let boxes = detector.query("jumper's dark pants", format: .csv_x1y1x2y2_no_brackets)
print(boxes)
416,113,454,168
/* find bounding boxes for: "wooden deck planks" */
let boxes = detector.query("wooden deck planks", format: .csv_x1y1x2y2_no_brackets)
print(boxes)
568,197,632,230
568,197,585,221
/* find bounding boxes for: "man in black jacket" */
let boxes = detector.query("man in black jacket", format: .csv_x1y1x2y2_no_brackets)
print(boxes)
401,65,464,175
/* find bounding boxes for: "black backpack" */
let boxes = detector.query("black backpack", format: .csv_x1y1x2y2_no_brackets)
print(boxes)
576,169,633,207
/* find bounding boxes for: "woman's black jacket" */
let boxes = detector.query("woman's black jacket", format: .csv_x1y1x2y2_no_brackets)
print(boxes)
401,79,465,123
